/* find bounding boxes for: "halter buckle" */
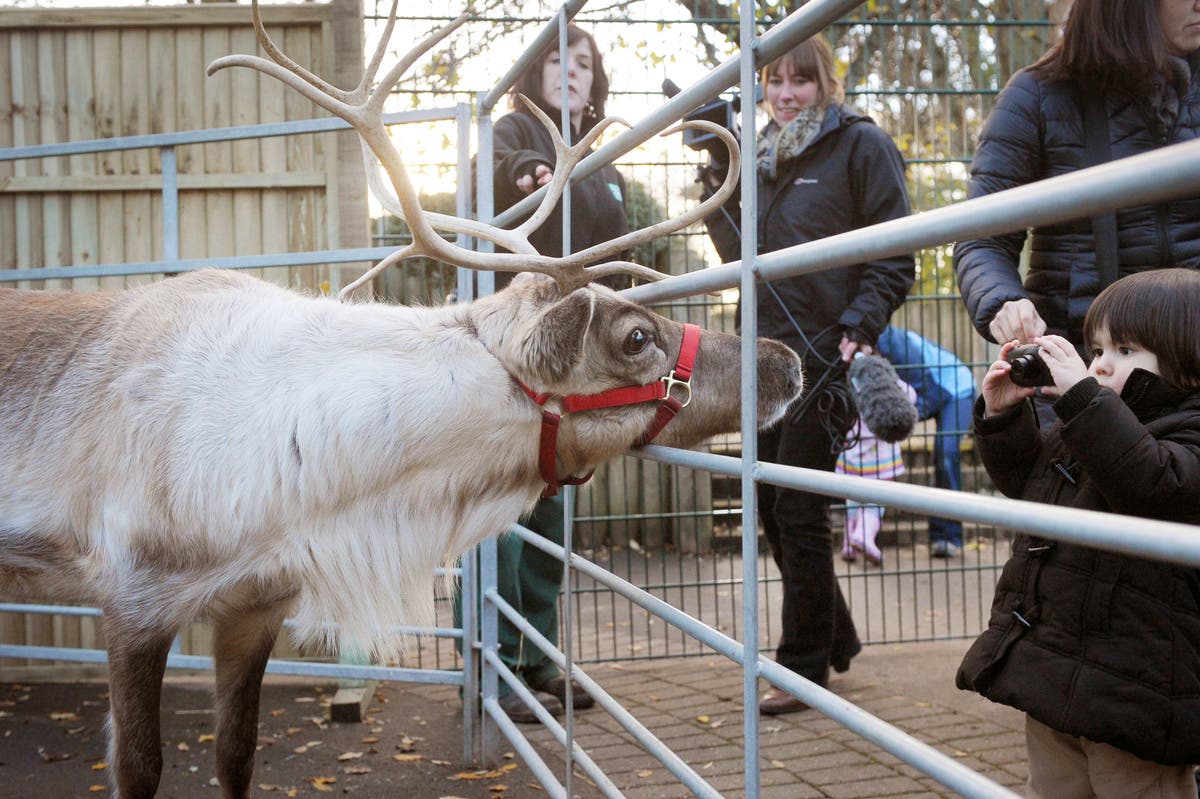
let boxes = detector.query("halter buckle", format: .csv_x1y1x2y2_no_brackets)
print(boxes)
661,370,693,408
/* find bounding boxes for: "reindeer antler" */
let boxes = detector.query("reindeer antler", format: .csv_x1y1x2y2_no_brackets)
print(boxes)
208,0,740,299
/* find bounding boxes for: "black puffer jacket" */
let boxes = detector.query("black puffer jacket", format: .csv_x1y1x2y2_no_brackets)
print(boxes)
954,55,1200,346
705,104,913,360
489,111,629,289
957,370,1200,765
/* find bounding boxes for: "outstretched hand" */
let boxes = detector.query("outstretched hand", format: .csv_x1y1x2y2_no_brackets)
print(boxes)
989,298,1046,345
516,163,554,194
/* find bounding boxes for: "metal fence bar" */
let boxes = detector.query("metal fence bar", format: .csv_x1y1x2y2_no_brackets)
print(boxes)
736,0,763,793
626,138,1200,305
481,591,625,798
0,108,463,283
636,446,1200,568
0,109,457,161
515,516,1019,799
0,644,463,686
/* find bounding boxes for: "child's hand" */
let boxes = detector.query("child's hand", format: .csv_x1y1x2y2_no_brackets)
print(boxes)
982,340,1036,417
1032,335,1090,396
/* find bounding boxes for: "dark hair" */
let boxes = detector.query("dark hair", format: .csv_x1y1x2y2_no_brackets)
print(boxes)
1083,269,1200,390
760,36,845,108
510,24,609,134
1031,0,1170,92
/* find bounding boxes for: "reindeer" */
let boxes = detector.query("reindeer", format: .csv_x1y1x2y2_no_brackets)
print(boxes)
0,5,803,798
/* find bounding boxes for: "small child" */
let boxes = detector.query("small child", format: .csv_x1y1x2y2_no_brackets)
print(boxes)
956,268,1200,798
836,380,917,566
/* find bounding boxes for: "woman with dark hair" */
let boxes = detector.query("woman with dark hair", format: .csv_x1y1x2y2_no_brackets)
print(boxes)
490,23,627,272
703,35,914,715
954,0,1200,353
459,24,626,725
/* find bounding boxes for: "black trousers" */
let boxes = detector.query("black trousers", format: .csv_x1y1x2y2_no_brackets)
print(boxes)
758,392,861,686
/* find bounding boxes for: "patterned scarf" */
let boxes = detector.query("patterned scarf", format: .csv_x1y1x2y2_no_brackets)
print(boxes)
756,106,824,181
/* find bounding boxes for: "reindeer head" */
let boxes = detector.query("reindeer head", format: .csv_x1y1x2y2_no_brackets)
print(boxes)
472,275,803,486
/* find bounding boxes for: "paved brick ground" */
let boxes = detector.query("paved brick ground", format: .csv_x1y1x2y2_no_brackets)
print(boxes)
514,639,1027,798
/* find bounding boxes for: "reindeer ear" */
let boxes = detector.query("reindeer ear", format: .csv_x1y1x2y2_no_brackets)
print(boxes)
520,289,594,384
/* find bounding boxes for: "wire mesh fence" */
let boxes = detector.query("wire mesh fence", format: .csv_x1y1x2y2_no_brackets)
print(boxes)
365,0,1061,671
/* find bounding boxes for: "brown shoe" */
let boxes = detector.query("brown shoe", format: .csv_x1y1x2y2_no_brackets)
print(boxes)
498,690,562,724
531,675,595,710
759,688,809,715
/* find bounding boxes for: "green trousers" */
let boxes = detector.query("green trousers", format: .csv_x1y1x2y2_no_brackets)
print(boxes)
456,494,566,696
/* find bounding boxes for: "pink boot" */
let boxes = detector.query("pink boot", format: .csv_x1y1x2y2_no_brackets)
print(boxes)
841,509,861,562
859,506,884,566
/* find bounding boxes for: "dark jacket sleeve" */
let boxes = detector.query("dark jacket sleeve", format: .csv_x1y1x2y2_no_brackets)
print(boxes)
701,170,743,264
953,69,1044,342
973,394,1043,499
492,114,555,215
837,123,915,344
1057,379,1200,517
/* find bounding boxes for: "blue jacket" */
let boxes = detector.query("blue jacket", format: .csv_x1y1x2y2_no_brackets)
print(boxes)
875,326,974,415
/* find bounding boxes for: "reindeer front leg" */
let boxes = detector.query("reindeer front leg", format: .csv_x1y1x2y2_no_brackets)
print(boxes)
211,604,288,799
104,621,175,799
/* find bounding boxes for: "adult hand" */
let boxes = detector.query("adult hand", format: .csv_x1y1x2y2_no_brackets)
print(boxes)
981,340,1035,418
1033,334,1089,396
988,299,1046,344
516,164,554,195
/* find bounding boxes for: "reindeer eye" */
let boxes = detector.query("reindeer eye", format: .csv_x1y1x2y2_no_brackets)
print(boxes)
623,328,651,355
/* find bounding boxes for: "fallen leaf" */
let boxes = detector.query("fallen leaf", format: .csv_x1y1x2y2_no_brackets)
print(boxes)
337,751,363,761
769,759,786,769
176,742,189,751
360,737,379,744
637,770,653,778
269,709,287,717
88,787,106,793
343,765,372,775
489,785,507,793
198,733,215,743
91,762,107,771
393,753,422,762
49,711,80,721
695,715,710,724
304,776,337,793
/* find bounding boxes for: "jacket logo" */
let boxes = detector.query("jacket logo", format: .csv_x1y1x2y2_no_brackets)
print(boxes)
793,177,819,185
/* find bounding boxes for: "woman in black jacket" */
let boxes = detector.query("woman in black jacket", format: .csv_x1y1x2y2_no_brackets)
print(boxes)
705,36,914,715
489,24,628,279
958,269,1200,796
954,0,1200,352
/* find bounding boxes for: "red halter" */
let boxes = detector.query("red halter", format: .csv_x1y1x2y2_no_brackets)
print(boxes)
517,323,702,498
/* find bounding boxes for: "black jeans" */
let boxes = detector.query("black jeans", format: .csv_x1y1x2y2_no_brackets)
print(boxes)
758,395,861,687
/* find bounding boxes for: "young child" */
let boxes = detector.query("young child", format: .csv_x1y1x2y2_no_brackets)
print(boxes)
956,268,1200,798
836,380,916,566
